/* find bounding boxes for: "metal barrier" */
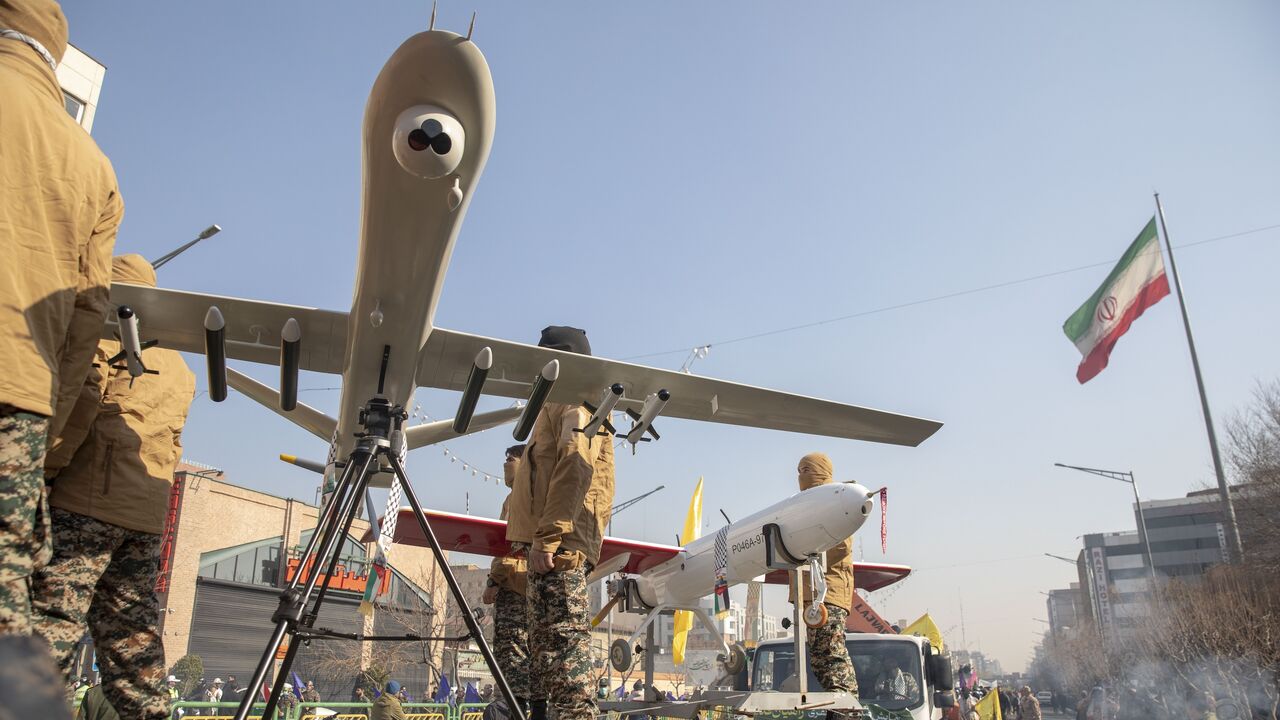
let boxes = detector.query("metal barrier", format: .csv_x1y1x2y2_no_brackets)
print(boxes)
299,701,372,720
403,701,453,720
170,698,485,720
169,700,267,719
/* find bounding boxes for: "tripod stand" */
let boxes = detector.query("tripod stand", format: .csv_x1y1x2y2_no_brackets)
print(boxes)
233,397,521,720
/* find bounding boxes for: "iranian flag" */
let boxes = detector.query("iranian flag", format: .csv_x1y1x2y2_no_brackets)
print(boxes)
1063,217,1171,383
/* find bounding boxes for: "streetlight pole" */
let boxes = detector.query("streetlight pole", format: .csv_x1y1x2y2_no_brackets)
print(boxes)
604,485,665,693
1046,552,1102,633
151,224,222,269
1054,463,1159,587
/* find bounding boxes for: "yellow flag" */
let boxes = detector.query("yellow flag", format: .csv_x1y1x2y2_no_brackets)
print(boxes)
974,690,1002,720
900,612,944,652
672,477,704,665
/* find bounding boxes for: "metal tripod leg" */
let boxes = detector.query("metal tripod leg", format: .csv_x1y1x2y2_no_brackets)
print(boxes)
263,452,377,718
387,454,525,717
233,446,379,720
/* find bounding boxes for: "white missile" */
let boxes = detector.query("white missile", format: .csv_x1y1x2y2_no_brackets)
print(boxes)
634,482,875,608
204,306,227,402
452,347,492,433
622,388,670,445
115,305,147,379
279,318,301,411
576,383,624,439
513,360,559,441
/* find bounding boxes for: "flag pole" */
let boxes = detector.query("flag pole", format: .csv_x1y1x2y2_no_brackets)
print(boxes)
1153,192,1244,561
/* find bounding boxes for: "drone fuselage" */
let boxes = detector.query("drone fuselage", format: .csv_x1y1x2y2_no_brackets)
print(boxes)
327,30,496,482
635,481,875,608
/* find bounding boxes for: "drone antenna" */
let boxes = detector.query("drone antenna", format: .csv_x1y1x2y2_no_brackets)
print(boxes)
429,1,436,30
466,11,476,40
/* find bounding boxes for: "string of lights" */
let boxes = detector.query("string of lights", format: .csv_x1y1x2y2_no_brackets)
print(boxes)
622,221,1280,362
408,406,504,483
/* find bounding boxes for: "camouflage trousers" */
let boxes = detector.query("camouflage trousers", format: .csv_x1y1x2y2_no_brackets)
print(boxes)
527,565,593,720
32,508,168,720
492,586,532,699
808,604,857,694
0,407,52,635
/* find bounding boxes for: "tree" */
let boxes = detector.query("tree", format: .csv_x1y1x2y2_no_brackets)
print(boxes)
1225,380,1280,572
168,654,204,700
306,560,448,690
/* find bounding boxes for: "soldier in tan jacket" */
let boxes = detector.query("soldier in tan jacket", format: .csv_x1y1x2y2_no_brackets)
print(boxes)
0,0,122,648
32,255,195,720
788,453,860,716
505,326,615,720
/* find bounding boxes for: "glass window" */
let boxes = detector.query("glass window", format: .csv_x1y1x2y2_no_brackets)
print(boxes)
62,91,84,122
752,639,923,712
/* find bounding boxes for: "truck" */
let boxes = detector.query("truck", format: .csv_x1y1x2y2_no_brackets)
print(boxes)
741,633,956,720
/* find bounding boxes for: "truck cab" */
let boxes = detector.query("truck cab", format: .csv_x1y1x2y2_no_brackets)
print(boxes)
745,633,955,720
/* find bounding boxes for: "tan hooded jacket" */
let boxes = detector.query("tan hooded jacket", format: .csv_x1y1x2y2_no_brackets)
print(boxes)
787,452,855,612
45,255,196,535
0,0,123,427
489,457,528,595
505,403,615,568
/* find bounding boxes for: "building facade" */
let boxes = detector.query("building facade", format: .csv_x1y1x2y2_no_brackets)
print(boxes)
147,464,449,701
56,43,105,133
1046,583,1087,638
1075,488,1231,638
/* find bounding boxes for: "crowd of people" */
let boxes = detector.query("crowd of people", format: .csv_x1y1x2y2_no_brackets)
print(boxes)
956,683,1244,720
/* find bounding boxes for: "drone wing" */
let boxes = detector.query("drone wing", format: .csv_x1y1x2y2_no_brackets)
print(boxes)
416,328,941,446
106,283,349,374
367,508,682,575
763,561,912,592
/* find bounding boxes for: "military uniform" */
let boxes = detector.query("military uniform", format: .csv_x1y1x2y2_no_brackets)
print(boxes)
505,325,615,720
488,455,531,702
0,0,122,640
32,256,195,720
788,453,859,700
1018,690,1042,720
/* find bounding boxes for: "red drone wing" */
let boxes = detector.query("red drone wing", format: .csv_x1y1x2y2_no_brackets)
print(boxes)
368,509,681,572
763,561,911,592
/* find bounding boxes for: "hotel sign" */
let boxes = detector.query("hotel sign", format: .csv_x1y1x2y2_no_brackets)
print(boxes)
1090,547,1112,633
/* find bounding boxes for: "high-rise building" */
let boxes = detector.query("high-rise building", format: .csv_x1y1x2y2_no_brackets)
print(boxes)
1140,490,1232,577
1075,487,1233,638
1046,583,1086,637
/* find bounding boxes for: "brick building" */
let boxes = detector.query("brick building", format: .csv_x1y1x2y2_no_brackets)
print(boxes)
140,463,449,700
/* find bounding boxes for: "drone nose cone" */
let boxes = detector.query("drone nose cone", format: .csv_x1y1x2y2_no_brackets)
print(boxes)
817,482,874,542
845,482,875,518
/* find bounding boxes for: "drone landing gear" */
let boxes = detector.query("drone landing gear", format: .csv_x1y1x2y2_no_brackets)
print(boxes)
609,602,746,675
231,397,523,720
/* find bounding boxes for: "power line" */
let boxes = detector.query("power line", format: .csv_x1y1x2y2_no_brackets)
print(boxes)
622,221,1280,362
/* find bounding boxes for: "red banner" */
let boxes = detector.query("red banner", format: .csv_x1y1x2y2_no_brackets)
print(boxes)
285,557,391,596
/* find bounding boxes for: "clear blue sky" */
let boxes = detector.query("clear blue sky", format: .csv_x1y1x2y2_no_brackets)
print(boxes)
64,1,1280,672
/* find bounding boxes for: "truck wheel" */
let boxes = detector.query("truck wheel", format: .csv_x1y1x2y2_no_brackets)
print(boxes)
804,602,828,628
610,638,633,672
720,643,747,675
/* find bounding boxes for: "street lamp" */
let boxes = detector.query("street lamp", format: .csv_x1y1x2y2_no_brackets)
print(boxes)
1054,463,1159,586
604,485,664,692
1045,552,1105,634
151,224,222,269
